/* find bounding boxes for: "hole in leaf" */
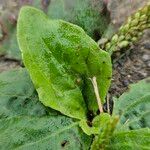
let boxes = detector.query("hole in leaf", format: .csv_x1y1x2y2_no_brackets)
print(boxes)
61,140,69,147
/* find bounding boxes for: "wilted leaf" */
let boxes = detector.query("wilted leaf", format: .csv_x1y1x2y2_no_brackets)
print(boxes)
17,6,112,119
0,69,92,150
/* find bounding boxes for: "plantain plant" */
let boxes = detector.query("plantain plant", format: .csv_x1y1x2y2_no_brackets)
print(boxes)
0,3,150,150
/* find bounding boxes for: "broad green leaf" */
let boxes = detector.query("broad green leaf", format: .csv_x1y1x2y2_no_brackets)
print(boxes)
108,128,150,150
0,69,92,150
116,94,150,130
17,6,112,119
113,78,150,114
113,78,150,130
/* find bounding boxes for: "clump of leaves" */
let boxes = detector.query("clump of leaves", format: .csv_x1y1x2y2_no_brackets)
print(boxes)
0,3,150,150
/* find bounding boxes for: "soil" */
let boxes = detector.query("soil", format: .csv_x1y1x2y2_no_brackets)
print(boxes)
110,30,150,98
0,0,149,98
108,0,150,97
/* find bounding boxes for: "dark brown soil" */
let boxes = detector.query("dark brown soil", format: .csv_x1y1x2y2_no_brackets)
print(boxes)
110,30,150,97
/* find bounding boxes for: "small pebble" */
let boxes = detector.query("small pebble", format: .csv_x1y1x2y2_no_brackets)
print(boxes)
127,75,131,78
142,54,149,61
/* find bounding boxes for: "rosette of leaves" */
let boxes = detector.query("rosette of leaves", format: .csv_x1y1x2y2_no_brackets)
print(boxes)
0,6,150,150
